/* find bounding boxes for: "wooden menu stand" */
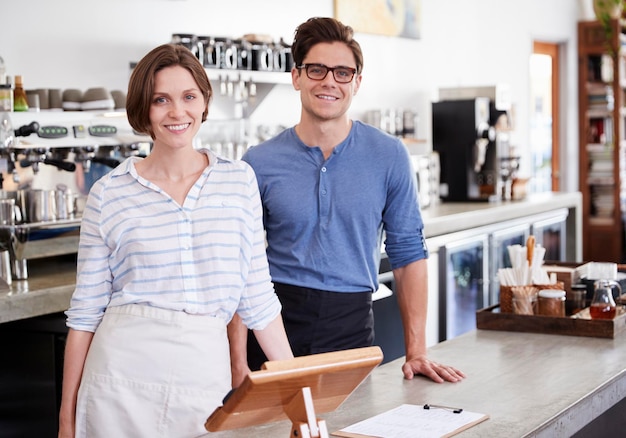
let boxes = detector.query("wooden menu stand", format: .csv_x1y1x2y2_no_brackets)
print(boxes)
284,387,329,438
205,346,384,437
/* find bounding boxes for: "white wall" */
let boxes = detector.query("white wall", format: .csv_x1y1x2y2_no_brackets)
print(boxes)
0,0,591,192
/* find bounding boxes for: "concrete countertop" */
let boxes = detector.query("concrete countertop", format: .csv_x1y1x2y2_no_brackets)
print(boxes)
0,192,582,325
0,255,76,324
204,328,626,437
422,191,582,238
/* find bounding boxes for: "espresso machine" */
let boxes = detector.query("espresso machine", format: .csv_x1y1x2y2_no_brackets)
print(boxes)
0,111,152,282
432,88,516,202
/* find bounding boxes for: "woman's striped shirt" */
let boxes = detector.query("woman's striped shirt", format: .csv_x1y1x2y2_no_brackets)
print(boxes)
65,149,281,333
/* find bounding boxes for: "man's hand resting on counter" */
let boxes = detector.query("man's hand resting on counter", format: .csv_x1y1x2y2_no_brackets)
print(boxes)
402,355,466,382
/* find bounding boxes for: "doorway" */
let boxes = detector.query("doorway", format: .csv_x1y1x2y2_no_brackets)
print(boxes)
529,41,561,192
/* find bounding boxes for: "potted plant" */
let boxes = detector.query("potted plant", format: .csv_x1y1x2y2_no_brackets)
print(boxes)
594,0,624,56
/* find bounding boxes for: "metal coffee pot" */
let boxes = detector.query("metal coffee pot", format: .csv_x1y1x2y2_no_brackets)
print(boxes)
171,34,202,63
249,42,273,71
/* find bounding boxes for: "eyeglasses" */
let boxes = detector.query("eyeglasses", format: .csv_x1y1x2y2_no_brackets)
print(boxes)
297,63,357,83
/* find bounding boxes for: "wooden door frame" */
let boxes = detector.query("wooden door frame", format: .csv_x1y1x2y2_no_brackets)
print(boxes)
532,41,560,191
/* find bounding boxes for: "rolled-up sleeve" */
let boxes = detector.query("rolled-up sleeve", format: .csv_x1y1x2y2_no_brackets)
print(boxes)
235,164,282,330
383,142,429,269
65,180,113,332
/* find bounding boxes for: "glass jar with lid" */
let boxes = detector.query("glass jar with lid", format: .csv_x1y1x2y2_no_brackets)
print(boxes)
537,289,566,317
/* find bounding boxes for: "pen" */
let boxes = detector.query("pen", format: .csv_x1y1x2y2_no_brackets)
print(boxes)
423,403,463,414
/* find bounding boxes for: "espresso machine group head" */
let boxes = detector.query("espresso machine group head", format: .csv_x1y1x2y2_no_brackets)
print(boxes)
432,97,509,202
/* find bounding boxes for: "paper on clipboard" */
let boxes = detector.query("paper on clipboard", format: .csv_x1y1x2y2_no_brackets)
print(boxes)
332,404,489,438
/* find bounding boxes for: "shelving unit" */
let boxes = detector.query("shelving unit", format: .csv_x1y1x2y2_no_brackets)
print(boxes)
204,68,292,86
205,68,291,119
578,19,626,262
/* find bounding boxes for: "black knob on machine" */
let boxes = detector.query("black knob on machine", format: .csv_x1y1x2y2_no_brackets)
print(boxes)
19,158,76,172
14,121,40,137
92,157,121,168
43,158,76,172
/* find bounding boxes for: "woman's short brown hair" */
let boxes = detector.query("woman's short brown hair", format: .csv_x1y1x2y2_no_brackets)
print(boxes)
291,17,363,75
126,44,212,138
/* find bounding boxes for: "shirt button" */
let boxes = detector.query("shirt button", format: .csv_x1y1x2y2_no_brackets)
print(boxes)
321,167,327,172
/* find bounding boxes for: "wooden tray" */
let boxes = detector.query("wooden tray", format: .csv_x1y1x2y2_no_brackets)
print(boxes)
476,305,626,339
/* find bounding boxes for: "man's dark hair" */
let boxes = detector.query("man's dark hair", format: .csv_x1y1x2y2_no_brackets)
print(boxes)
291,17,363,74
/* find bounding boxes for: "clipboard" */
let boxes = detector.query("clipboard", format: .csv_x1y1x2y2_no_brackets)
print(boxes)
205,346,384,437
332,403,489,438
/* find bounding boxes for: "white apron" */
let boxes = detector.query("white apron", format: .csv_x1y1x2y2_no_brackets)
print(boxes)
75,304,231,438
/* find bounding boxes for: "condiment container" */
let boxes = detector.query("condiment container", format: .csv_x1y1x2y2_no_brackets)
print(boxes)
567,284,587,315
589,279,620,320
537,289,566,317
511,286,538,315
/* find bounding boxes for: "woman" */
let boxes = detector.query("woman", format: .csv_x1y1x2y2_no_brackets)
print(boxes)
58,44,293,438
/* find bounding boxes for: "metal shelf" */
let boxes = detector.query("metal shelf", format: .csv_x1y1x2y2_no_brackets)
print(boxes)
205,69,292,119
204,68,291,85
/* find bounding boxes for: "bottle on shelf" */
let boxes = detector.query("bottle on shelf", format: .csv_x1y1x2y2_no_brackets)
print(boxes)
12,75,28,112
0,56,10,112
0,55,5,84
0,81,11,112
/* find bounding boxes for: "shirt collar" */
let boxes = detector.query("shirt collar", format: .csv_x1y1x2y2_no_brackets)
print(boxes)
290,121,355,156
110,148,218,179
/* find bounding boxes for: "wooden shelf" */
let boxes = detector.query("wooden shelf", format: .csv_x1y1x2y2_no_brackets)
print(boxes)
578,19,626,262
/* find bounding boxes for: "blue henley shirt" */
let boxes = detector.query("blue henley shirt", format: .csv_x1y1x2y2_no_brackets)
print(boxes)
242,120,428,293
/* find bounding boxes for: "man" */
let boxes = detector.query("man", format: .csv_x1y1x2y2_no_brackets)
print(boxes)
229,16,464,386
